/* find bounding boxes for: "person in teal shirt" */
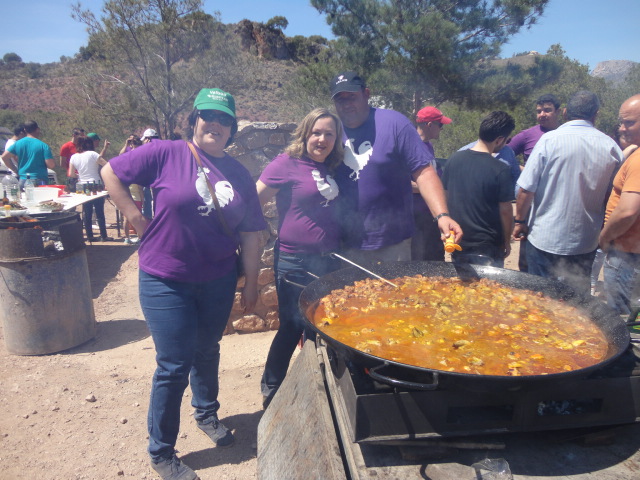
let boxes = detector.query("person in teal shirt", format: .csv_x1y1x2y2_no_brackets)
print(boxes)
1,120,55,186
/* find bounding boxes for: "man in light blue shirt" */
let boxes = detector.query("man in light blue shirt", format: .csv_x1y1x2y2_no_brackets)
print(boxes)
512,91,623,294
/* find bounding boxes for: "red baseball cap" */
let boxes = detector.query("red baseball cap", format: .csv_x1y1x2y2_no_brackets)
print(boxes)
416,106,452,124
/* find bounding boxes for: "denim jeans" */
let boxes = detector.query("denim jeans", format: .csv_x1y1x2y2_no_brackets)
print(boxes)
82,197,107,239
139,269,237,461
142,187,153,219
526,242,596,295
603,249,640,316
260,250,341,399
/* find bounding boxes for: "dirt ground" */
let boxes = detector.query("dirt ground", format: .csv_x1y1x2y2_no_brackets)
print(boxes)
0,201,521,480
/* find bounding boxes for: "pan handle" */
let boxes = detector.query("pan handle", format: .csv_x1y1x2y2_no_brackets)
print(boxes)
281,270,320,289
368,363,440,391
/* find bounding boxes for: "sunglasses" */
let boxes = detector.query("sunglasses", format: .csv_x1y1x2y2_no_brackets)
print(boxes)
198,110,234,127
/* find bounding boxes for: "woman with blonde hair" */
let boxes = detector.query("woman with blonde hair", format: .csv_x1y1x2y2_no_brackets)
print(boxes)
257,108,344,408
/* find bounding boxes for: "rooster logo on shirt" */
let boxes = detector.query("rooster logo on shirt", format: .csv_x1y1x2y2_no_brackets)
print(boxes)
311,169,339,206
343,138,373,180
196,166,234,216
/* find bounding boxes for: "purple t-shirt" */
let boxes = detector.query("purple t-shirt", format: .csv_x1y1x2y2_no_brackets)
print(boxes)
508,125,549,160
110,140,267,283
413,141,436,215
260,153,340,254
335,107,433,250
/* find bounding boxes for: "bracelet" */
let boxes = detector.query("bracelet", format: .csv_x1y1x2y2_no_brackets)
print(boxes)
433,212,450,222
514,219,527,224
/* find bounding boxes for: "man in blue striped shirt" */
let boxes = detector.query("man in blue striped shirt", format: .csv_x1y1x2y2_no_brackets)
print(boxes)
512,91,624,294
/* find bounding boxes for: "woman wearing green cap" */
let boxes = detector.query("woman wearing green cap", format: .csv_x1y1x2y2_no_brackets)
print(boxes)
101,88,266,480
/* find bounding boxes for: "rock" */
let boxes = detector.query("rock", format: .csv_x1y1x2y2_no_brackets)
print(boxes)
265,310,280,330
231,291,245,312
120,418,128,424
85,394,97,403
258,268,275,286
260,284,278,307
232,314,266,332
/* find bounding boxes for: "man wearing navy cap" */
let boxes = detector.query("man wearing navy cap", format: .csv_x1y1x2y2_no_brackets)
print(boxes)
330,71,462,263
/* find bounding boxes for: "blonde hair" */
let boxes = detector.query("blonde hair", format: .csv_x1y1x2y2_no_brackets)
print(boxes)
285,108,344,172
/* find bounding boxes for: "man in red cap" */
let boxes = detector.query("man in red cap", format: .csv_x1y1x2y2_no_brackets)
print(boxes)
411,106,452,260
416,106,452,146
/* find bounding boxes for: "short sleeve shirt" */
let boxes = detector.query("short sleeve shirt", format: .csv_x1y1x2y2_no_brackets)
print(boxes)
60,141,76,170
442,149,514,248
604,149,640,253
8,137,53,181
517,120,623,255
109,140,267,282
508,125,547,160
334,107,433,250
260,153,340,254
69,151,105,183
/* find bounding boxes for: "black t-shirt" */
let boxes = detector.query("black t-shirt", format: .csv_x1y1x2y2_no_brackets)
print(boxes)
441,149,514,248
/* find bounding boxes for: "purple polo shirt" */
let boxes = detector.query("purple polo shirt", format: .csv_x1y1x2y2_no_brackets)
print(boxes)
110,140,267,283
260,153,340,254
508,125,550,160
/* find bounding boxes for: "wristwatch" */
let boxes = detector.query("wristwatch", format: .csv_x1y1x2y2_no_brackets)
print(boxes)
433,212,450,222
514,219,527,224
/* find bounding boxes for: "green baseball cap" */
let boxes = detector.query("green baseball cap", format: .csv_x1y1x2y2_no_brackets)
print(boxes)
193,88,236,118
87,132,100,141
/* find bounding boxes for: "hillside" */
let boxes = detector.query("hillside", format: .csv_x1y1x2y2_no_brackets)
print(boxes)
591,60,639,85
0,59,299,124
0,19,315,125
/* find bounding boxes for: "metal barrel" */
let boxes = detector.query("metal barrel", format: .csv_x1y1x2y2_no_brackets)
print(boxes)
0,213,96,355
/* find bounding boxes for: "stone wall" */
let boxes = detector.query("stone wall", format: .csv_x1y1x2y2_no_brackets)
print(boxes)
224,121,296,334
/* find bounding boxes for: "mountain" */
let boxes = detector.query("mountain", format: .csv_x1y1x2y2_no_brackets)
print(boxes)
591,60,639,84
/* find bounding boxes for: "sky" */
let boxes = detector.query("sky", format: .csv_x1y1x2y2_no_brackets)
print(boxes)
2,0,639,70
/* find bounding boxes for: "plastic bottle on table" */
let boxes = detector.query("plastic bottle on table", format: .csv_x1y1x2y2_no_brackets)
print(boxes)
2,174,20,201
24,174,35,205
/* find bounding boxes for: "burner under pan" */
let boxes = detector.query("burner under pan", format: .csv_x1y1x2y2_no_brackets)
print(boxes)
325,341,640,443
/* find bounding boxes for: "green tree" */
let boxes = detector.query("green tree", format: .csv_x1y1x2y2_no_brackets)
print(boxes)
309,0,549,115
3,52,22,63
71,0,251,137
265,15,288,31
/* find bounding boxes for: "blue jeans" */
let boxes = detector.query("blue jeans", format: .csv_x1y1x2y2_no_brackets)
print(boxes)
82,197,107,239
603,249,640,316
260,250,340,398
526,243,596,295
142,187,153,219
139,269,237,461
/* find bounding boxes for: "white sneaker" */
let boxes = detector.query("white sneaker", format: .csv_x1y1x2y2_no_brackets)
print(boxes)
130,237,140,244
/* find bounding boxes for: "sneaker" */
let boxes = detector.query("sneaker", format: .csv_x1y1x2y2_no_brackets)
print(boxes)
150,454,198,480
130,237,140,244
197,416,234,447
124,238,132,245
100,236,114,242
